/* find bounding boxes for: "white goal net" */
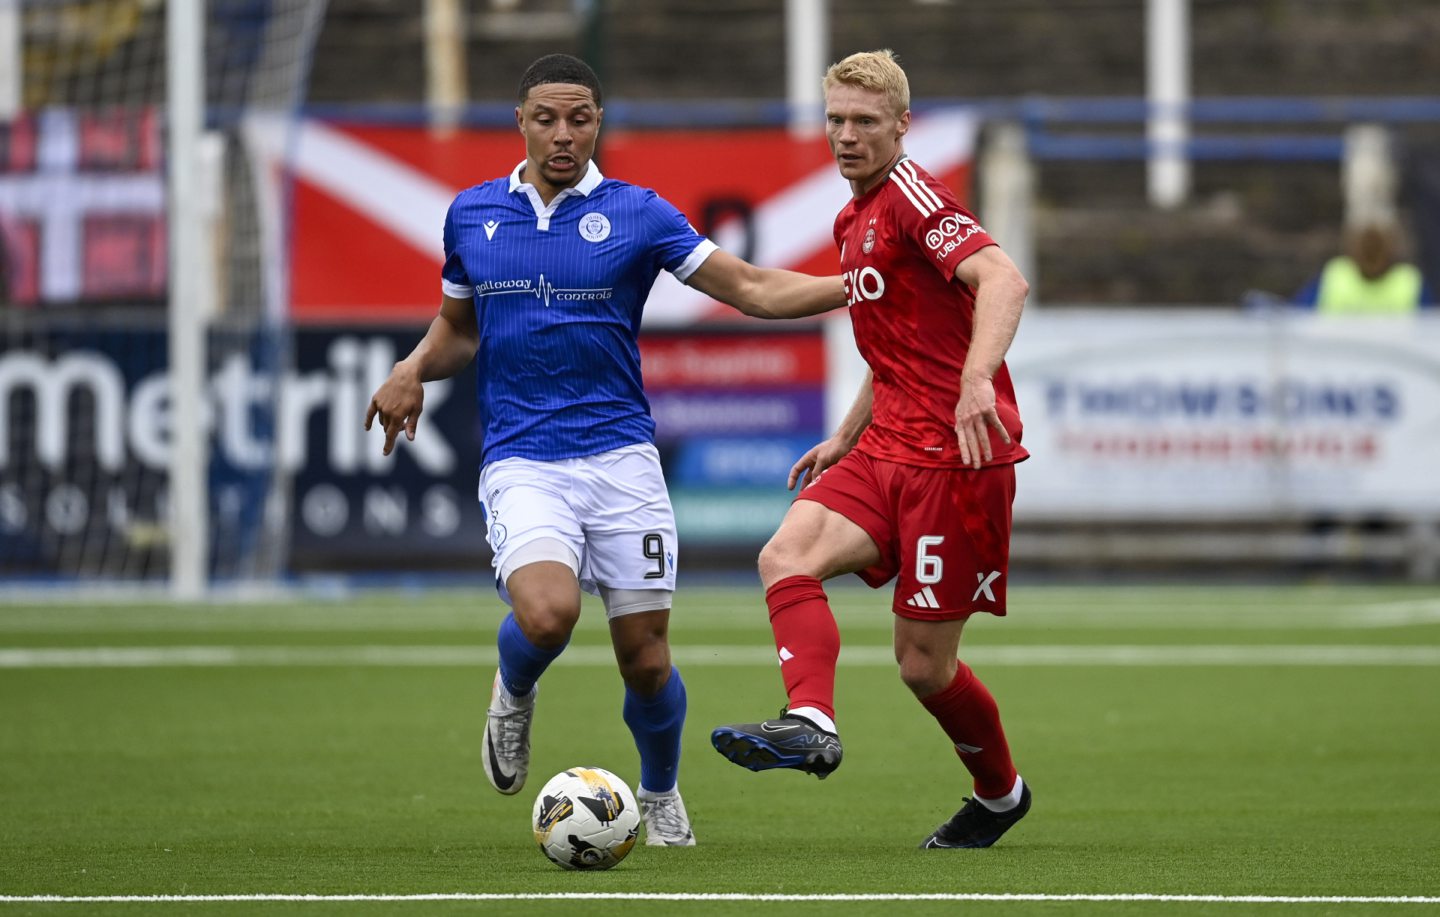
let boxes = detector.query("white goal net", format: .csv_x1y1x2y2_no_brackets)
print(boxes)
0,0,326,590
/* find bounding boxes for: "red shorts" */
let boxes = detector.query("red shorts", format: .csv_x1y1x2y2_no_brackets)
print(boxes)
796,450,1016,621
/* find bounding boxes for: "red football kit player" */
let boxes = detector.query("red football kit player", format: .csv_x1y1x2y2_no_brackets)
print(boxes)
712,50,1035,850
817,155,1027,615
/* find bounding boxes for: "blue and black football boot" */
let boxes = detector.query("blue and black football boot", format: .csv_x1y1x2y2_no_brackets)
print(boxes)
710,708,843,779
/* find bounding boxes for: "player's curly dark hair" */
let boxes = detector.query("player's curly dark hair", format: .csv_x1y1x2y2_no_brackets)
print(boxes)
519,54,603,107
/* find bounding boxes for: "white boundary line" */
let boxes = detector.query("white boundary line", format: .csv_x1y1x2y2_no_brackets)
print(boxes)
2,644,1439,669
2,892,1438,904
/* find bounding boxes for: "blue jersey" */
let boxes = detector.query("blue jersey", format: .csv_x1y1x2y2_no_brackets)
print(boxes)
441,162,717,465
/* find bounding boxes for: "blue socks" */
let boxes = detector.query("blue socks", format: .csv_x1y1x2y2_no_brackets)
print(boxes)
499,613,686,793
623,666,687,794
496,612,566,697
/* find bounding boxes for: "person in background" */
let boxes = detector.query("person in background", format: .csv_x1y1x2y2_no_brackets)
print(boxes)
1294,222,1433,314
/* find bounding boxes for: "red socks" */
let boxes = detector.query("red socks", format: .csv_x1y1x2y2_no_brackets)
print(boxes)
766,575,840,719
766,576,1016,800
920,661,1018,799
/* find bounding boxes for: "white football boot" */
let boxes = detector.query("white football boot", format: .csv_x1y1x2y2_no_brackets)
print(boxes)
636,785,696,846
481,669,535,795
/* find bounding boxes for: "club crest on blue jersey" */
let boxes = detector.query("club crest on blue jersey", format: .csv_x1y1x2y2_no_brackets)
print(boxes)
440,164,717,464
578,212,611,242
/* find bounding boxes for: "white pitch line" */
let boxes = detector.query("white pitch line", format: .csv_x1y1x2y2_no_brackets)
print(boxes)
1,644,1438,669
1,892,1437,904
1343,599,1440,628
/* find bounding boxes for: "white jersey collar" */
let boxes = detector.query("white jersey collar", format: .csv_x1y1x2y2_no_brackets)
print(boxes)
508,160,604,230
509,159,604,195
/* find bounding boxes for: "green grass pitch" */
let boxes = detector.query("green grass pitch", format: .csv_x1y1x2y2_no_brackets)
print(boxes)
2,582,1438,916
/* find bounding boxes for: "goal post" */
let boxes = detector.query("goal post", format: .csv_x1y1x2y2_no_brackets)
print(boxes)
167,0,207,599
0,0,327,594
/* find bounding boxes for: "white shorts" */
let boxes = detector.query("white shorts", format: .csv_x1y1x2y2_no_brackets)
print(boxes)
479,443,678,616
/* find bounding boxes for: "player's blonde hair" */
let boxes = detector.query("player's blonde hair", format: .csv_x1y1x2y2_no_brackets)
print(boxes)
823,49,910,117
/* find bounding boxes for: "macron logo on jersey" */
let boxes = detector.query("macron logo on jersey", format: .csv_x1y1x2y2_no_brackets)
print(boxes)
484,219,499,240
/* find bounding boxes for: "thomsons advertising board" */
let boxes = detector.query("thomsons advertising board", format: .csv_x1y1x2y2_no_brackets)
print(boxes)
1004,311,1440,519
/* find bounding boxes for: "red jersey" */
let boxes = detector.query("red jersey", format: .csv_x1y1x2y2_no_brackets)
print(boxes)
835,156,1027,469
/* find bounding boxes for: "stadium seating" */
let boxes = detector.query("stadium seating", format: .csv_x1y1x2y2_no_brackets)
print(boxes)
306,0,1440,306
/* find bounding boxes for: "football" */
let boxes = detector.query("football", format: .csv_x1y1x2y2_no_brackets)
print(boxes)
532,766,641,871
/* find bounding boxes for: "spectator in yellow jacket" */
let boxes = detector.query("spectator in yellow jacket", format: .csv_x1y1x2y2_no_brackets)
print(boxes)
1295,222,1433,314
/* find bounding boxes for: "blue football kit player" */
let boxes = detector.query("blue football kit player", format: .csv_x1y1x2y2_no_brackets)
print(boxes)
365,54,846,847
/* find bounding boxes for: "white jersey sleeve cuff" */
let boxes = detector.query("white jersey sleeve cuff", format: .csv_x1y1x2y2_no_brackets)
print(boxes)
442,279,474,299
671,239,719,283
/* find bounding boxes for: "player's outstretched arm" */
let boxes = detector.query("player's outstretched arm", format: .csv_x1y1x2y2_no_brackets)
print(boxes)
365,294,479,455
952,246,1028,468
789,370,873,490
684,249,847,319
